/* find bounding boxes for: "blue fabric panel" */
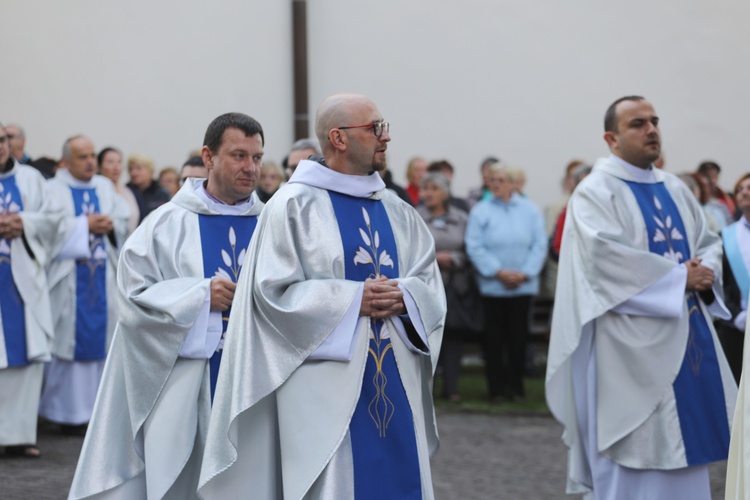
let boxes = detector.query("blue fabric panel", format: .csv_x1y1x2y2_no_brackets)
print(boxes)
0,175,27,366
70,187,107,361
328,191,422,499
198,214,257,402
625,180,730,465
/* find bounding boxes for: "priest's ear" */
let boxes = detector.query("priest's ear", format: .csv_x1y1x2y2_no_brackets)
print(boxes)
603,130,619,151
201,145,215,171
328,128,348,152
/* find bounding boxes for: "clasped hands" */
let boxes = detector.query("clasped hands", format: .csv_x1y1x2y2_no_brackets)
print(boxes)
360,276,406,319
87,214,113,235
0,213,23,240
685,257,714,292
496,269,527,290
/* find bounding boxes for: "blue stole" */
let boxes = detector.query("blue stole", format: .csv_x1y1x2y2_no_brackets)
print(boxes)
0,175,28,367
722,222,750,305
197,214,257,402
71,187,108,360
625,181,730,465
328,191,422,500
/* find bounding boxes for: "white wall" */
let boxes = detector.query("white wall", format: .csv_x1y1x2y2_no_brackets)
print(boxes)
3,0,749,207
1,0,293,173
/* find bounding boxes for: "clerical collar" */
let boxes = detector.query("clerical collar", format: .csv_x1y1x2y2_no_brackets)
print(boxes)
194,180,254,216
609,154,656,183
288,158,386,198
56,167,95,187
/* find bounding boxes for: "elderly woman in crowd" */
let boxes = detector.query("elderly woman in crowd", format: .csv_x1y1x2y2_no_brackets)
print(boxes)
126,153,170,222
417,172,471,402
255,161,285,203
466,162,547,403
715,173,750,384
158,167,180,198
98,147,140,234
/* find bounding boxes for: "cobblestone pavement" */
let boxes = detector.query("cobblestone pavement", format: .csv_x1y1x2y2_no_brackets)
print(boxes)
1,412,728,499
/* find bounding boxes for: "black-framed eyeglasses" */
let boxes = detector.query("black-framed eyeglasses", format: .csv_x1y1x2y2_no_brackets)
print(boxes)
338,121,389,138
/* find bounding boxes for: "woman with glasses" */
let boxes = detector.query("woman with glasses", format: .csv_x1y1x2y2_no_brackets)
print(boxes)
466,161,547,403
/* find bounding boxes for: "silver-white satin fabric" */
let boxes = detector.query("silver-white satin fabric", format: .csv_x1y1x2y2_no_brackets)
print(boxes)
545,157,737,496
199,163,446,500
68,180,263,499
726,308,750,499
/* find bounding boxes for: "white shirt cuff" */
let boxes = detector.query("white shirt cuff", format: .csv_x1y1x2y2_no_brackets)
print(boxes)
734,310,747,331
179,287,224,359
612,265,686,318
56,215,91,260
308,284,365,362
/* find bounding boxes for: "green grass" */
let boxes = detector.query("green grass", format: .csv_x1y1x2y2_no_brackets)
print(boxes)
433,365,550,414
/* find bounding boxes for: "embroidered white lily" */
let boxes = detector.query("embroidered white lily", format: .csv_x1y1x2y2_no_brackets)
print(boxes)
214,225,245,282
354,206,394,277
0,184,21,215
651,195,686,263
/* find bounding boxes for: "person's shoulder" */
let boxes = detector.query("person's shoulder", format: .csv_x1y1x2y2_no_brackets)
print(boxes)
90,174,117,193
15,164,46,185
447,204,469,223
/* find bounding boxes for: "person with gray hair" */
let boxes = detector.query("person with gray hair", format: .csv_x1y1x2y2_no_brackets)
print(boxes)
284,137,321,177
255,160,285,203
5,123,31,165
465,161,547,404
417,171,473,402
200,93,444,499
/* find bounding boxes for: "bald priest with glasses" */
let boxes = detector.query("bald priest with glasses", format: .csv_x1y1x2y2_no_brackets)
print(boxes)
199,93,446,500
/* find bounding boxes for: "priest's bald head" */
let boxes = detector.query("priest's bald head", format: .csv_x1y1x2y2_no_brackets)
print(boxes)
315,93,391,176
603,96,662,170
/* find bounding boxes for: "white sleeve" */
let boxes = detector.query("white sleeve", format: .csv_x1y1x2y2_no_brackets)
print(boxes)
612,265,686,318
308,284,365,362
56,215,91,260
179,288,224,359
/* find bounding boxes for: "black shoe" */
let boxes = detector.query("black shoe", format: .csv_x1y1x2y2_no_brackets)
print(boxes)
60,424,87,437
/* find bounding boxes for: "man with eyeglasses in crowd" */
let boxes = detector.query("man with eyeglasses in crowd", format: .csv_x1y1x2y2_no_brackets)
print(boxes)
200,93,445,500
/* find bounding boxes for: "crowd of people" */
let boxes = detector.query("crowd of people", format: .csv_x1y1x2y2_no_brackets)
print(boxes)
2,91,750,499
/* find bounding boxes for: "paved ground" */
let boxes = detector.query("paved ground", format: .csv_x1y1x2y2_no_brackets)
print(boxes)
1,411,728,499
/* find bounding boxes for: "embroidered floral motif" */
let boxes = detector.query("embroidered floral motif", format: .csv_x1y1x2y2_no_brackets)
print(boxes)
0,182,20,257
80,190,107,306
0,183,21,216
213,226,245,351
354,206,394,280
651,195,684,263
352,205,397,437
